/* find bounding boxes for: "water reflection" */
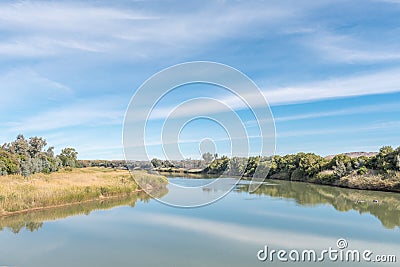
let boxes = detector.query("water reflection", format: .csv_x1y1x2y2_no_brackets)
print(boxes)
235,179,400,229
0,191,160,233
1,177,400,234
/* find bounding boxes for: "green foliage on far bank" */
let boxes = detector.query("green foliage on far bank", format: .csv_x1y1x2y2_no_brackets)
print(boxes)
150,145,400,191
0,135,78,176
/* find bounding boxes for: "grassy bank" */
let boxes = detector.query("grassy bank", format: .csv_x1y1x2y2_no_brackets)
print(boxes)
269,170,400,193
0,167,167,215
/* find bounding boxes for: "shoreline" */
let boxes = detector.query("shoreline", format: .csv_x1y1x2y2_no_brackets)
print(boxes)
0,172,398,224
0,167,168,217
162,171,400,193
0,189,143,218
264,176,400,194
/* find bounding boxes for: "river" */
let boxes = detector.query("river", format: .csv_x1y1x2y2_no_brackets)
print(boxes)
0,176,399,266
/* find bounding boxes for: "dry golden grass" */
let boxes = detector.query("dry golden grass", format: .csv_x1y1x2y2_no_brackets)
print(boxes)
0,167,166,215
339,171,400,192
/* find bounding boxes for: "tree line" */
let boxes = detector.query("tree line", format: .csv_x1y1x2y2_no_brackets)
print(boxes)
77,160,154,170
150,146,400,182
0,135,78,176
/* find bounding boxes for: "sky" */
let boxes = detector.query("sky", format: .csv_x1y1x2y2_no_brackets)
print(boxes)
0,0,399,160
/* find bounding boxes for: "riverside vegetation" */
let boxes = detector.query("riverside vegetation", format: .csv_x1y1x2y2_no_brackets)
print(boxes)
1,134,398,215
2,178,400,233
0,167,167,215
151,146,400,192
0,134,78,176
0,135,167,215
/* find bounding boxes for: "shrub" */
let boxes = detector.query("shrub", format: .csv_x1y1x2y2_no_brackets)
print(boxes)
0,149,20,175
357,166,368,175
315,172,337,184
331,154,353,178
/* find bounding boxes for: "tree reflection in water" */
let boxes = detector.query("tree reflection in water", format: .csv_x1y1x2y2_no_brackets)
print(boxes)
0,189,167,233
235,179,400,229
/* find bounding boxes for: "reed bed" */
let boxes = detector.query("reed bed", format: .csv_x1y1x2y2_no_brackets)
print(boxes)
0,167,166,215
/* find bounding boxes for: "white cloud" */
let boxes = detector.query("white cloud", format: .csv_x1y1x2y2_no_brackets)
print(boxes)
0,1,294,58
5,1,397,66
141,67,400,122
375,0,400,3
264,68,400,105
274,103,400,122
242,102,400,127
306,30,400,63
278,121,400,138
0,2,155,57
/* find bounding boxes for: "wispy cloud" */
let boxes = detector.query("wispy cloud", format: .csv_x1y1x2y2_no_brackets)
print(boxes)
375,0,400,4
306,31,400,63
0,1,295,59
264,68,400,105
244,102,400,126
278,121,400,138
0,68,72,110
143,68,400,121
134,120,399,150
10,96,125,132
0,2,156,56
1,0,399,159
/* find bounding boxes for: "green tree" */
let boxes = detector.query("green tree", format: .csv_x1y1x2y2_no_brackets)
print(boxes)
10,134,30,158
352,156,368,169
207,156,230,174
228,157,247,176
58,148,78,167
151,158,163,168
357,166,368,175
46,146,55,158
244,156,260,176
202,152,214,164
20,157,33,177
370,146,397,173
396,154,400,172
28,137,47,158
330,154,353,178
0,149,20,175
298,153,327,178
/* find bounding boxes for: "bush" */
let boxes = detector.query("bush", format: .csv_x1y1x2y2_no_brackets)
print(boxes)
64,166,73,172
331,154,353,178
0,135,79,176
0,149,20,175
290,168,305,181
314,172,337,184
357,166,368,175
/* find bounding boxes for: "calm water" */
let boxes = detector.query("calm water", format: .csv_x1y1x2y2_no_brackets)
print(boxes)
1,176,399,266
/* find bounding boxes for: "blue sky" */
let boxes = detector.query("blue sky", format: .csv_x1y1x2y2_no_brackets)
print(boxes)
0,0,399,160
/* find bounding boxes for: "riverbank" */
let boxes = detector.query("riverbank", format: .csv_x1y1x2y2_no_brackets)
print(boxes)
151,146,400,193
0,167,167,216
162,169,400,193
269,170,400,193
153,167,203,174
